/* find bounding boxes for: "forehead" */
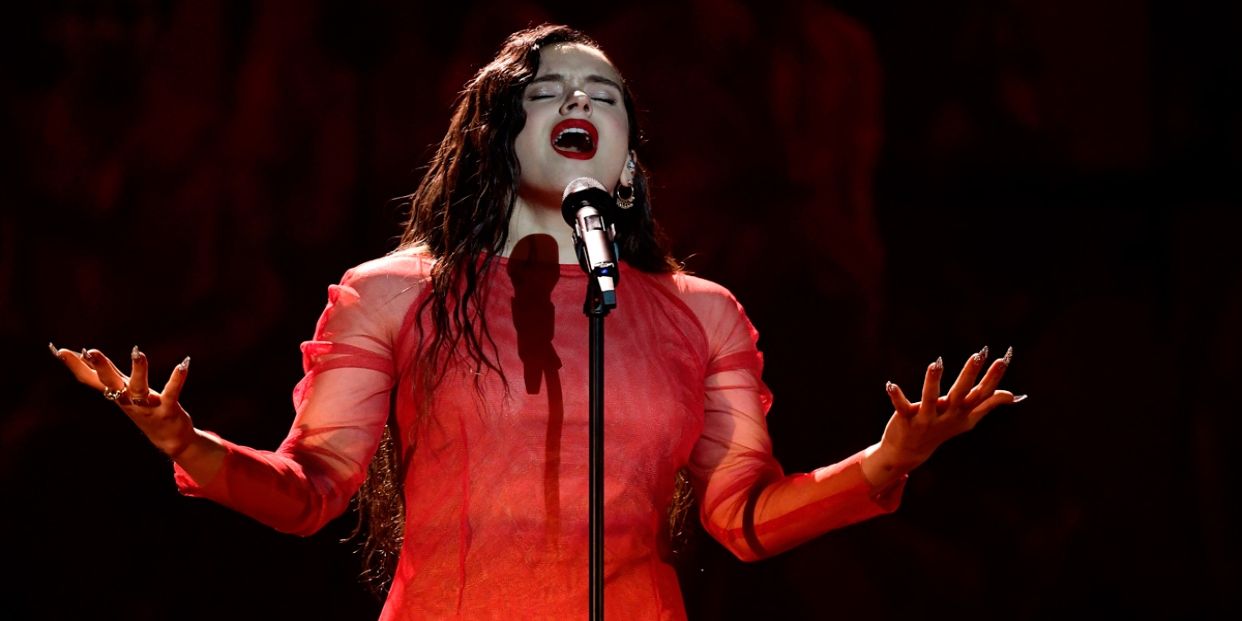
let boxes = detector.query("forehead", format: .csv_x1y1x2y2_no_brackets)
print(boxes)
535,43,621,82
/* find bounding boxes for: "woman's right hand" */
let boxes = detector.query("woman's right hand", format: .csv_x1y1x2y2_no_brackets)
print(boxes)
51,344,198,458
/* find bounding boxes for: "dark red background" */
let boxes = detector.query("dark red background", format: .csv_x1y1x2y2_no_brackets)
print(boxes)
4,1,1238,619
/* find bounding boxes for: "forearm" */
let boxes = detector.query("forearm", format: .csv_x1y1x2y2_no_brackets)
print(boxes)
171,429,365,536
705,448,906,561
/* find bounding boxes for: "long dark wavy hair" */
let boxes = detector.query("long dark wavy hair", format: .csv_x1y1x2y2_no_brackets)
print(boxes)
349,25,689,597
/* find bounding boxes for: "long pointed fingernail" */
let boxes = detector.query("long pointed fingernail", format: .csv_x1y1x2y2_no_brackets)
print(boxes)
932,357,944,371
885,381,896,394
1013,394,1028,403
177,356,190,372
973,345,989,365
81,349,95,368
132,345,140,360
49,342,59,357
1003,346,1014,366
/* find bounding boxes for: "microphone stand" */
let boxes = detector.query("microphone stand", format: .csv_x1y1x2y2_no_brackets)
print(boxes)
561,177,620,621
575,236,617,621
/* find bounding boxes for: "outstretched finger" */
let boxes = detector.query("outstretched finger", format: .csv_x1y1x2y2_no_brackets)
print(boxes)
965,346,1013,406
127,346,151,402
51,344,107,391
947,346,988,408
84,349,129,393
965,390,1027,427
161,356,191,403
918,357,944,418
885,381,918,417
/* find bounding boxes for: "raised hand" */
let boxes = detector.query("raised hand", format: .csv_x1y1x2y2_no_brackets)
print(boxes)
51,344,198,458
867,347,1026,481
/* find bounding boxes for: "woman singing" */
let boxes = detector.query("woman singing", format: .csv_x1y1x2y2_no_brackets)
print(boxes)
52,24,1022,619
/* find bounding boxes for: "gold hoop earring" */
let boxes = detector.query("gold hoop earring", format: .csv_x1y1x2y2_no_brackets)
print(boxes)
617,159,637,209
616,183,634,210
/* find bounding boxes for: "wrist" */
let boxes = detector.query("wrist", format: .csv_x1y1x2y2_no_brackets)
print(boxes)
166,428,227,488
861,443,921,488
163,427,209,461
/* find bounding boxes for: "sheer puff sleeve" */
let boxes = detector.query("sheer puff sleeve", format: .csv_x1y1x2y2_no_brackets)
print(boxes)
172,255,423,536
682,277,906,562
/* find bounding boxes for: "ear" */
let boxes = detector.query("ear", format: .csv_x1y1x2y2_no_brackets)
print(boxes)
620,151,638,187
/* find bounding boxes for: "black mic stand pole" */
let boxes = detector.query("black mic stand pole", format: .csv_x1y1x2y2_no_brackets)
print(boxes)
577,241,617,621
562,177,619,621
586,276,609,621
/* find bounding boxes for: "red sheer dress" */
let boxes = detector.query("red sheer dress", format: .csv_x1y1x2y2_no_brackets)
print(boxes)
174,249,905,619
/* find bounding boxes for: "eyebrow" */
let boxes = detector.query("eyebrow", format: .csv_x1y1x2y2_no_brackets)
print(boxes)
528,73,623,92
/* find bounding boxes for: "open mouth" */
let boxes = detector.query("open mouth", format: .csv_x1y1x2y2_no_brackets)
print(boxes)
550,119,598,160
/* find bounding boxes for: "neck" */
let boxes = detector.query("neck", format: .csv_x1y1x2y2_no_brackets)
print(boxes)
504,193,578,264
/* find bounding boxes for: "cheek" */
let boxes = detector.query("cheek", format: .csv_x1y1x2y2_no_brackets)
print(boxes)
517,104,552,148
607,119,631,169
513,127,542,175
609,112,630,147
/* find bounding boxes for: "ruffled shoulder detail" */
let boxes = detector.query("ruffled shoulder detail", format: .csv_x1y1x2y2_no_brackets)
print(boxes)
337,247,434,304
293,249,432,407
668,272,766,382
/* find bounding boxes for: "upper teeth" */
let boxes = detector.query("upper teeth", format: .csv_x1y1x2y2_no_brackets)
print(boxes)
558,128,589,140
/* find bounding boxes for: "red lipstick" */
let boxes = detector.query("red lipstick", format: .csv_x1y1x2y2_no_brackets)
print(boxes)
550,119,598,160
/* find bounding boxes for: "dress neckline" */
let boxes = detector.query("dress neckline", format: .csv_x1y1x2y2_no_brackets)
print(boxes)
488,253,588,277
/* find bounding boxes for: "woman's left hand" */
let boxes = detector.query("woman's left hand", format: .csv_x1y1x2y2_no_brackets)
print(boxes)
866,347,1026,482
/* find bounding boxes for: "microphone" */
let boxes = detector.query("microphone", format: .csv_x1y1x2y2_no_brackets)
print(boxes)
561,177,619,308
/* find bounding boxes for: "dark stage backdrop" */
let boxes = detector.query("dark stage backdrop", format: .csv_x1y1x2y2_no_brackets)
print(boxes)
4,1,1238,619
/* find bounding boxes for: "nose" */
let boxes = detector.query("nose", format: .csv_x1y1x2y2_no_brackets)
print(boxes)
560,90,591,116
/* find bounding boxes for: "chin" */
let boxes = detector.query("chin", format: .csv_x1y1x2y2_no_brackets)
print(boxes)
552,165,617,190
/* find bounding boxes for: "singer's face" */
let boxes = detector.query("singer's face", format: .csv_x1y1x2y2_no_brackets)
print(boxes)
514,43,630,207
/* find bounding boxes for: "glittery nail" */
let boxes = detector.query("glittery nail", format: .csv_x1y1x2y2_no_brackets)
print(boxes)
932,357,944,371
885,381,896,394
177,356,191,372
132,345,140,360
1013,394,1028,404
48,342,59,357
1003,346,1014,366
